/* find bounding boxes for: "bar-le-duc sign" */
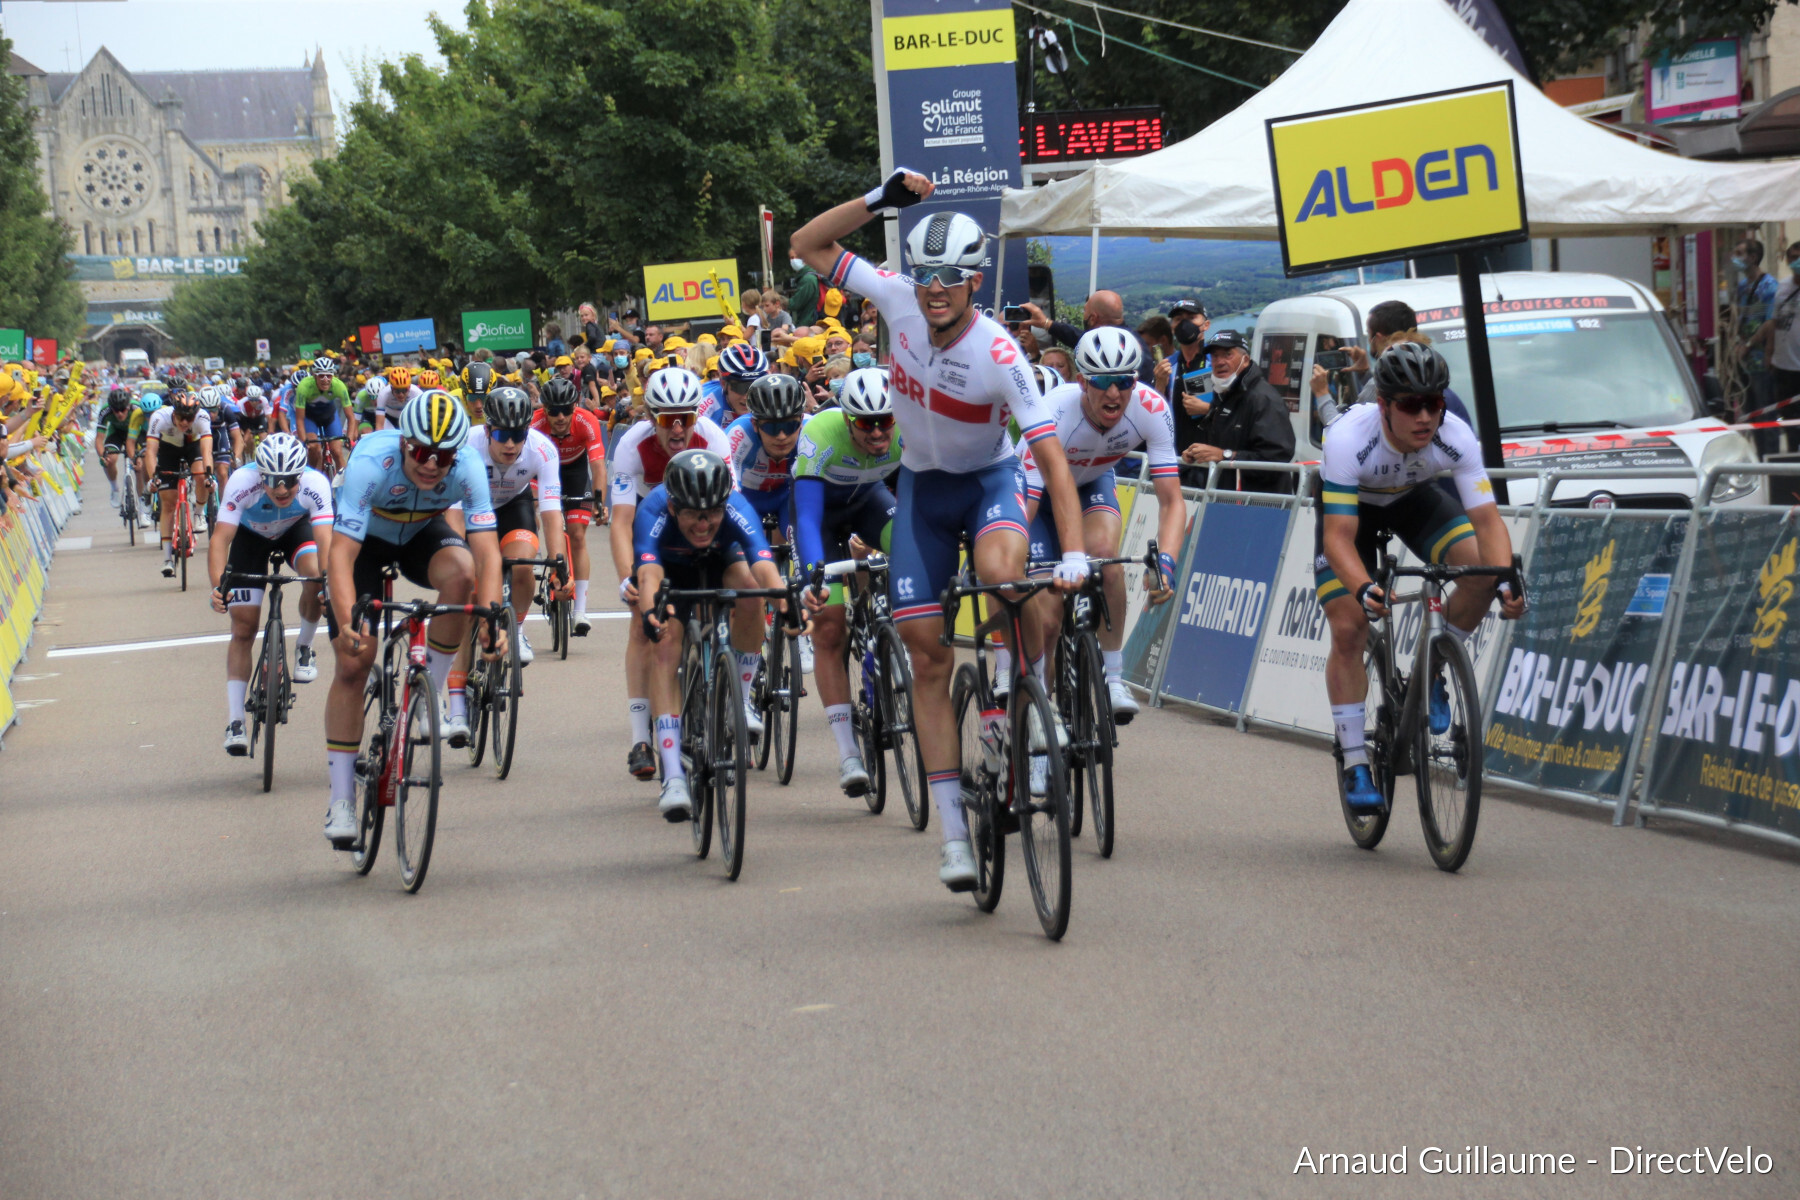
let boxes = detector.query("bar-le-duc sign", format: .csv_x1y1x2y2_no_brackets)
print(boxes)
1265,81,1528,276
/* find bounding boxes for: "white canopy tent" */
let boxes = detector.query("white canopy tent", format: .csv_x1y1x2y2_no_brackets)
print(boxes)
998,0,1800,242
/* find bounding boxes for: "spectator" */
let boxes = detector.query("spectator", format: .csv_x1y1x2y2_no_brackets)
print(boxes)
1038,346,1076,385
642,324,665,356
1159,299,1213,448
577,303,605,352
1179,330,1294,493
1333,300,1475,427
748,290,795,346
543,322,567,358
1731,236,1778,418
1750,240,1800,451
788,256,825,325
739,288,761,329
851,333,878,369
1022,289,1155,384
1138,314,1174,367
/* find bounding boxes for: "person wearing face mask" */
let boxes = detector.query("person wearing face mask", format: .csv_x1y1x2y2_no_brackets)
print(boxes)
1157,298,1213,453
788,255,825,325
1730,237,1778,417
1179,330,1295,493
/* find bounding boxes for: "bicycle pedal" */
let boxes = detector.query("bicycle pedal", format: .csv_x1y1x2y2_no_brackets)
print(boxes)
994,806,1020,835
329,836,356,852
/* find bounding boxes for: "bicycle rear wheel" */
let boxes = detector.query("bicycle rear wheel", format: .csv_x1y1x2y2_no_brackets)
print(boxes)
123,483,136,545
1014,674,1073,940
394,667,442,892
350,678,385,875
261,614,283,794
490,608,522,780
1415,633,1483,872
952,663,1004,912
711,649,750,881
680,641,713,859
1338,634,1396,850
850,636,884,813
1070,632,1116,858
558,595,571,658
176,492,190,591
770,631,799,786
878,624,927,831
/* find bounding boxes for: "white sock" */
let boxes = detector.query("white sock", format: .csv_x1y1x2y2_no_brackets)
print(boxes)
1103,649,1124,682
826,704,858,760
1332,703,1367,769
1449,622,1474,646
448,684,467,721
993,647,1012,681
297,616,319,649
574,579,589,616
327,748,358,801
930,772,968,842
226,679,247,723
657,714,683,779
1030,652,1048,687
737,651,761,700
426,646,455,694
629,698,652,745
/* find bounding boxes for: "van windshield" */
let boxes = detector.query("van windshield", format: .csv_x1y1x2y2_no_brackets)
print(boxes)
1425,312,1699,433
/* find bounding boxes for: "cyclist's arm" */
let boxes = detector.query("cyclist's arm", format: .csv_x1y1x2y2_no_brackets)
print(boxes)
207,518,237,592
1467,501,1513,570
789,170,933,278
468,528,504,611
198,433,214,471
326,532,364,634
1150,475,1184,595
792,476,829,572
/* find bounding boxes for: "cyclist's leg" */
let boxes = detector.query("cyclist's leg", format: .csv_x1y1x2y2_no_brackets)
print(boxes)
495,494,540,622
414,519,477,700
153,443,183,550
222,532,272,742
560,458,594,619
1387,487,1490,636
324,540,389,810
1316,500,1385,773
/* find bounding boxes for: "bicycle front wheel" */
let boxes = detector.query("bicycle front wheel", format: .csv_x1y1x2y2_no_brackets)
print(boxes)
490,608,522,780
176,495,190,591
261,614,284,794
952,662,1003,913
878,624,928,831
849,636,885,814
1415,632,1483,872
711,648,750,881
463,625,489,768
1339,634,1396,850
394,668,442,892
770,630,799,786
680,641,713,860
1014,674,1072,940
351,677,385,876
1071,632,1115,858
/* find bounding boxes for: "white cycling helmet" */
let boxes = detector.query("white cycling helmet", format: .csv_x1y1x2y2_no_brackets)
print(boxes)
398,388,471,450
1033,363,1064,394
903,211,987,278
196,384,224,411
255,432,308,479
838,368,891,418
643,366,704,412
243,384,264,401
1073,326,1143,378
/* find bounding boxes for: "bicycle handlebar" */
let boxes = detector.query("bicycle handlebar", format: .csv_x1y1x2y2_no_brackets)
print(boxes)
349,594,510,629
219,569,307,590
641,576,804,643
1377,552,1527,611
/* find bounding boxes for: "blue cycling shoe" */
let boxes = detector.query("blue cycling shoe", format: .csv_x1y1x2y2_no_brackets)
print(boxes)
1342,764,1385,811
1429,677,1451,735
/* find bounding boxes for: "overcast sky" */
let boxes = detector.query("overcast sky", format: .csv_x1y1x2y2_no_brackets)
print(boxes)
2,1,466,91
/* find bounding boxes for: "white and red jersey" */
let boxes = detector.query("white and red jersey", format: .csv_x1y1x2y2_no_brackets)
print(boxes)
607,416,730,508
375,382,423,422
828,250,1056,473
467,426,562,512
1021,381,1180,499
215,462,334,538
530,406,606,469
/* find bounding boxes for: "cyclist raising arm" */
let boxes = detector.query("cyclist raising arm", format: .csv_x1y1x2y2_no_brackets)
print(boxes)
790,169,1089,893
1317,343,1525,809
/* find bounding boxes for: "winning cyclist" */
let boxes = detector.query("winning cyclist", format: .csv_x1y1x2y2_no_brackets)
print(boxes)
1317,343,1525,809
295,356,353,472
633,449,789,821
322,389,505,845
532,376,610,635
144,385,216,575
209,433,334,754
1019,328,1184,722
791,170,1090,893
795,367,902,796
609,366,732,781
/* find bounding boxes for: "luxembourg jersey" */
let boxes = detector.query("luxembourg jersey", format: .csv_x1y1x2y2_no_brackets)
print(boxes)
1020,381,1180,500
827,250,1055,473
215,463,334,538
725,414,795,499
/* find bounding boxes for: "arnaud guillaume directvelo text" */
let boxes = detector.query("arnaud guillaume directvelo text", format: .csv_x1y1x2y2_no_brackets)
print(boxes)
1292,1145,1774,1177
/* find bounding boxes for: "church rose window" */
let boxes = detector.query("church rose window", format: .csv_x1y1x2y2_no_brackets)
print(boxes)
78,139,157,216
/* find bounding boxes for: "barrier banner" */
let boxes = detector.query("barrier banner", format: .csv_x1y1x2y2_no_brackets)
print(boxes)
1645,511,1800,838
1243,506,1334,735
1484,512,1686,796
1157,500,1290,711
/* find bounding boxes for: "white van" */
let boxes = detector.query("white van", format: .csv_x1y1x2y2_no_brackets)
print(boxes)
118,348,150,371
1252,271,1762,506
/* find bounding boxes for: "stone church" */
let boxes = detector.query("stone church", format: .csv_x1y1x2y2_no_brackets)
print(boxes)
9,47,336,359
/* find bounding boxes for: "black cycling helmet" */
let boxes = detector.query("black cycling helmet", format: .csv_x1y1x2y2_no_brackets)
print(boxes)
465,360,494,397
745,373,807,421
485,385,534,429
107,388,129,411
1373,341,1450,397
664,449,734,511
540,376,579,413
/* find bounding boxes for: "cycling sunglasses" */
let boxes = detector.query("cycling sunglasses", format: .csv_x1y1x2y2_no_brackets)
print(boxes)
907,264,978,289
542,403,577,416
487,426,529,444
262,473,300,490
654,409,698,429
1388,392,1447,416
404,439,458,469
756,419,803,437
852,414,895,433
1087,373,1135,392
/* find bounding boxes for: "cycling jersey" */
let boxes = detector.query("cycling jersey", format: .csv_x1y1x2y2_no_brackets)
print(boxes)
98,410,132,448
827,250,1056,472
698,380,731,427
725,413,795,511
144,407,213,447
1319,402,1493,514
375,382,423,423
334,428,495,545
296,376,351,420
607,417,729,508
215,462,334,538
792,407,902,572
632,486,773,570
465,426,562,512
529,407,606,469
1020,380,1180,500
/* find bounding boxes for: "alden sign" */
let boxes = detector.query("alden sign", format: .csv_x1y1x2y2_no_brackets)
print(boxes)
1266,81,1527,276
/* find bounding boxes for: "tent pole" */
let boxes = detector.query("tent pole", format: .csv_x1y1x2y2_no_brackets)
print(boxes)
995,234,1007,314
1089,226,1100,296
1457,248,1509,504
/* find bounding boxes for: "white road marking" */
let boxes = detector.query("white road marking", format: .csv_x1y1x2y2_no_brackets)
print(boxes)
54,536,93,551
46,611,629,658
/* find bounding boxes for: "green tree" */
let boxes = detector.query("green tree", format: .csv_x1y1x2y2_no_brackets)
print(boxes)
161,273,291,361
0,35,84,347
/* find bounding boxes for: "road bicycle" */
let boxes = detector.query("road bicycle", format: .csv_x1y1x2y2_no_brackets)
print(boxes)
220,561,305,793
940,571,1074,941
536,554,573,660
168,472,197,591
752,512,801,777
820,552,928,829
347,582,508,893
1046,542,1165,859
119,460,140,545
1336,534,1524,872
647,575,804,882
464,553,561,780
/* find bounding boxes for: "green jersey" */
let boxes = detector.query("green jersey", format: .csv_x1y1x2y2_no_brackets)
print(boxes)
793,407,902,497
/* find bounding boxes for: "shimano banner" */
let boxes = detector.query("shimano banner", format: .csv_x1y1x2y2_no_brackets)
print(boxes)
1646,512,1800,839
1484,512,1687,797
1158,502,1290,712
874,0,1026,314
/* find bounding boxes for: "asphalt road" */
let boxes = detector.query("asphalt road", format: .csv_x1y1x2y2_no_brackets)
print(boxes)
2,462,1796,1200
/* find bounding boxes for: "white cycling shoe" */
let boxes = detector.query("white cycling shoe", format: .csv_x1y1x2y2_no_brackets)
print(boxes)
798,634,815,675
293,646,318,683
1108,678,1139,724
939,839,979,892
440,705,470,749
743,701,764,740
659,776,692,823
323,795,358,845
518,631,534,665
838,754,871,798
223,720,248,756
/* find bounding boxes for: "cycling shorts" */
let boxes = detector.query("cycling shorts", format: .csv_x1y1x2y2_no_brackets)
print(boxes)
302,408,346,442
888,460,1027,623
815,485,896,606
223,522,318,609
558,459,595,519
350,515,470,607
154,439,202,487
1312,480,1475,604
1026,471,1118,571
494,492,540,552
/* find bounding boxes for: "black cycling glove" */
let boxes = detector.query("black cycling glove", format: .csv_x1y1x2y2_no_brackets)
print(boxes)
864,168,925,214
